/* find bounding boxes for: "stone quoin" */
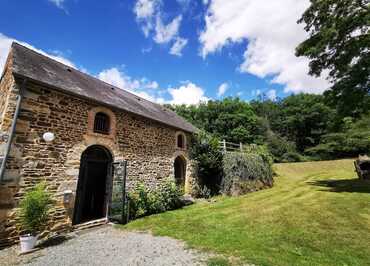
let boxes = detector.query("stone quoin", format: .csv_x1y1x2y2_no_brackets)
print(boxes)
0,43,197,247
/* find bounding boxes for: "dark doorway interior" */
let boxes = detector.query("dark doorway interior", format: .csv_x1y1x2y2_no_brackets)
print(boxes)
174,156,186,190
73,145,113,225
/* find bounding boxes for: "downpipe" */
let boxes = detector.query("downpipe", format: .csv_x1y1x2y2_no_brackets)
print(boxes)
0,78,27,182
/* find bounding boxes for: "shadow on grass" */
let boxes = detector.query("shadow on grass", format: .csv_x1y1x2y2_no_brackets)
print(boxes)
309,178,370,193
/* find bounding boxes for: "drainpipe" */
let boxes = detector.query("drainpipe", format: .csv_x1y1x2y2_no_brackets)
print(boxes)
0,78,27,182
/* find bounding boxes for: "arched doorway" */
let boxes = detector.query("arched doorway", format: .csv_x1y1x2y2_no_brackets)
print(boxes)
73,145,113,225
174,156,186,190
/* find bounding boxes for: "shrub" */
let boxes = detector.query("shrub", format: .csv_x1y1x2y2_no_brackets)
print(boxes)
17,183,52,235
157,179,183,210
127,180,184,220
243,144,274,167
191,182,212,199
222,152,273,196
281,151,303,163
190,131,224,195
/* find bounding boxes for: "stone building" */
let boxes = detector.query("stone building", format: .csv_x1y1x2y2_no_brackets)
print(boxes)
0,43,196,247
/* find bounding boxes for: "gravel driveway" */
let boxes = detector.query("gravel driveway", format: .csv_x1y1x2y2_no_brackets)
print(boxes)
0,226,207,266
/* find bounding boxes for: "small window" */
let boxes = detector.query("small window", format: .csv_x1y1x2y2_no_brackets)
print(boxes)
177,134,185,149
94,112,110,134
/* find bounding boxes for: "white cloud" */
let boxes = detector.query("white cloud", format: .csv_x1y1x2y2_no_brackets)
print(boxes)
133,0,188,55
168,82,209,105
266,89,277,101
133,0,160,37
98,68,209,105
134,0,157,19
97,67,163,102
48,0,68,13
48,0,65,8
154,15,182,44
98,68,138,90
217,82,229,97
145,80,159,89
199,0,330,94
0,33,75,74
170,37,188,56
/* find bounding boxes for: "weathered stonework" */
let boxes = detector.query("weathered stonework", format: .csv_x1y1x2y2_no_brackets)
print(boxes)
0,76,194,247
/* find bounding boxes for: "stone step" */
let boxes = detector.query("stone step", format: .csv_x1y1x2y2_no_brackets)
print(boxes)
73,218,108,233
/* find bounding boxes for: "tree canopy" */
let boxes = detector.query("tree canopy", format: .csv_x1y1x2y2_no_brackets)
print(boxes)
169,92,369,162
296,0,370,117
166,98,259,144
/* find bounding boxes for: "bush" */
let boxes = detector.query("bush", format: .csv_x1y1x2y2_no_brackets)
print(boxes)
222,151,274,196
17,183,52,235
281,151,303,163
243,144,274,167
157,179,183,210
190,131,224,195
191,182,212,199
128,180,184,220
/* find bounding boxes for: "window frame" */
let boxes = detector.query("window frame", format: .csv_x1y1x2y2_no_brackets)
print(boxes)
87,107,116,139
93,112,111,135
176,132,186,150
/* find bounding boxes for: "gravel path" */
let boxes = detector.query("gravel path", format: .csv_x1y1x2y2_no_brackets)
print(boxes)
0,226,208,266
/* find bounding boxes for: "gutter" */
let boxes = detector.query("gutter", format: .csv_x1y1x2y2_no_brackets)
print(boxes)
0,78,27,182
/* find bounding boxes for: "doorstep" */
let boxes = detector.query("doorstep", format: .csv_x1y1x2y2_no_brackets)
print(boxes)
73,218,109,233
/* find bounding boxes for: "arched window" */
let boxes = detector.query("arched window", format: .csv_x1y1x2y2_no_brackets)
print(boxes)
177,133,185,149
94,112,110,134
174,156,186,191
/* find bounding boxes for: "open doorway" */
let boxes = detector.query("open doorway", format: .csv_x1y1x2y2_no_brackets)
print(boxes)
174,156,186,191
73,145,113,225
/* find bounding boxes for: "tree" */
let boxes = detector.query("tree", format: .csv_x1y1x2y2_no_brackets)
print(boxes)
168,98,261,144
252,94,335,152
296,0,370,117
281,94,335,152
306,113,370,158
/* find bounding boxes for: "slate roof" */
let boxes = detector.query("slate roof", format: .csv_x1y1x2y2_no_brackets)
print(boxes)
10,42,196,133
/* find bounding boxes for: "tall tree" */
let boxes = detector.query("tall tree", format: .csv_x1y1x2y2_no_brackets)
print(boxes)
296,0,370,117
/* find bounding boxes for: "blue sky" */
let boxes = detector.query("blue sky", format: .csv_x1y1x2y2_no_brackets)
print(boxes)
0,0,329,105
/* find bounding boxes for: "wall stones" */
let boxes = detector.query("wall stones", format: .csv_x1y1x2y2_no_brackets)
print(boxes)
0,77,194,247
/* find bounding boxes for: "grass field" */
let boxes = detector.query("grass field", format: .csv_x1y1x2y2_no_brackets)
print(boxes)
121,159,370,266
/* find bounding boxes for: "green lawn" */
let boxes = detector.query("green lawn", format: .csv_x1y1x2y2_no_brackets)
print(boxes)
121,159,370,266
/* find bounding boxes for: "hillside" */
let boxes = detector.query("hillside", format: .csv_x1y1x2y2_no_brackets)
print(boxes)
123,159,370,266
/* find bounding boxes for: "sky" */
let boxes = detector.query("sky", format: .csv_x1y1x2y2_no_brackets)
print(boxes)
0,0,330,105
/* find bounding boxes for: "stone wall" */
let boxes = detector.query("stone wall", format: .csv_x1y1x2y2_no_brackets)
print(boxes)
0,53,17,155
0,77,194,247
0,56,23,247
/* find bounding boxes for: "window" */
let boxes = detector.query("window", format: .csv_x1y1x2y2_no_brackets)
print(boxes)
94,112,110,134
177,133,185,149
88,107,116,138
